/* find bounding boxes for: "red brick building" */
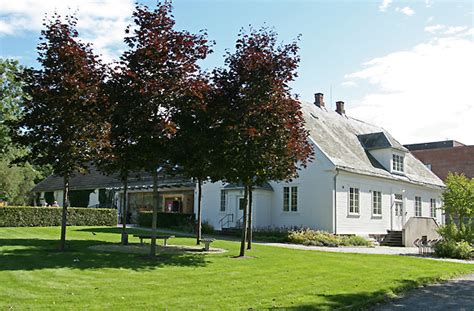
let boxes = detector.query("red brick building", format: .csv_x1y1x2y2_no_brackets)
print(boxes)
404,140,474,181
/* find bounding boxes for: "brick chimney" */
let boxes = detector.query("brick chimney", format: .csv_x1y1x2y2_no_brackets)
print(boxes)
336,101,345,115
314,93,325,108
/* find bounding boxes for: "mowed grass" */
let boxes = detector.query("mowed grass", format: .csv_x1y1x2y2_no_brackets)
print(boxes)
0,227,472,310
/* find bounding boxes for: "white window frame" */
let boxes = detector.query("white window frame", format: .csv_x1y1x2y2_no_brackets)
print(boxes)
392,154,404,173
415,196,422,217
349,187,360,215
220,190,227,212
283,186,298,212
430,198,437,218
394,193,403,216
372,191,382,216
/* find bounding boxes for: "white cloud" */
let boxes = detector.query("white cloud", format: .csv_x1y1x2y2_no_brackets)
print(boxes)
341,81,357,87
379,0,392,12
424,24,445,33
426,16,434,23
444,26,468,35
344,36,474,144
425,0,433,8
0,0,134,63
395,6,415,16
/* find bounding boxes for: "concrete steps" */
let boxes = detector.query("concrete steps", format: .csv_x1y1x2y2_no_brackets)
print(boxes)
380,230,403,247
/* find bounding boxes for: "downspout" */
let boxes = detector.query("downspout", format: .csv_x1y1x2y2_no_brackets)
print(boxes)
333,168,340,235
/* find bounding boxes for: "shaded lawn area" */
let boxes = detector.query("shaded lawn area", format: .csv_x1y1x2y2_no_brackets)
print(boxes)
0,227,473,310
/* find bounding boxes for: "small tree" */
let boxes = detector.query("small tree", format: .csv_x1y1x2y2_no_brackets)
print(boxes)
441,173,474,242
11,14,107,251
171,77,218,244
96,66,144,245
212,27,313,256
122,2,212,256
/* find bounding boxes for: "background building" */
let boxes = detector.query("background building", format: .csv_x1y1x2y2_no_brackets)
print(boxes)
405,140,474,180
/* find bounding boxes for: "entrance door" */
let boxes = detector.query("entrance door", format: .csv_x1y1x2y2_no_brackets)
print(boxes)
235,196,246,227
393,194,404,230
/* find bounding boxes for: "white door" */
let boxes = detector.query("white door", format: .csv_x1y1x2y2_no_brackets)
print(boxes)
393,194,404,230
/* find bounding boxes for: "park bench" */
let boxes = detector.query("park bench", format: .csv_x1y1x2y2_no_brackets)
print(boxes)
200,238,215,251
133,234,175,246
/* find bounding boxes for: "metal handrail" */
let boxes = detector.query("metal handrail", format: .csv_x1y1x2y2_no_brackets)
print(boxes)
219,213,234,229
236,215,244,228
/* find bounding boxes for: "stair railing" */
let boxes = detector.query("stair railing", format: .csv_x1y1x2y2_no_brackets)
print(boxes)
219,213,234,229
236,215,244,228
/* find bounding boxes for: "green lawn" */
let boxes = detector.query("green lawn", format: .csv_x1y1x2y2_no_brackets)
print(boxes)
0,227,472,310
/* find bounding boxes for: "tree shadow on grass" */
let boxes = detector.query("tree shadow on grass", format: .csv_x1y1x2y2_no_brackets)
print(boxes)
76,227,183,235
0,238,207,272
277,278,447,310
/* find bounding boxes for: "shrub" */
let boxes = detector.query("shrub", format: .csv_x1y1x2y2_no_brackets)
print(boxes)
0,206,117,227
201,220,214,234
434,240,473,260
253,226,291,242
288,228,372,247
341,235,372,247
137,211,195,229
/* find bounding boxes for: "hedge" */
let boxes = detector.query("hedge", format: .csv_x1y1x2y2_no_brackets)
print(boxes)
137,211,195,229
0,206,117,227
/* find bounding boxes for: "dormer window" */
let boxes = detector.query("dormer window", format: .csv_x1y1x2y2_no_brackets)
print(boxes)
392,154,404,172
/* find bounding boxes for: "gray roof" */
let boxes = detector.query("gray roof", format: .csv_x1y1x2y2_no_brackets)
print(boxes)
301,102,444,188
32,165,194,192
404,140,466,151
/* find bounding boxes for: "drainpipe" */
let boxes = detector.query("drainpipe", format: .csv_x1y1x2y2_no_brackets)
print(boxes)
333,168,339,235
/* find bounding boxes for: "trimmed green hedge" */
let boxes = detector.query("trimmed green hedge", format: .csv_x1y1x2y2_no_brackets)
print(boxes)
137,211,195,229
0,206,117,227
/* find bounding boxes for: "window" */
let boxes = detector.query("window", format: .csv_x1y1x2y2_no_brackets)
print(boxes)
283,186,298,212
394,194,403,216
430,198,437,218
220,190,226,212
415,196,422,216
392,154,404,172
291,186,298,212
372,191,382,216
349,187,360,214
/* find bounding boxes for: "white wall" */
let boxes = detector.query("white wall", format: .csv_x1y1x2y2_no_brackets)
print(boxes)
88,189,100,207
198,181,226,229
369,149,392,172
335,170,444,235
198,142,336,231
53,190,64,206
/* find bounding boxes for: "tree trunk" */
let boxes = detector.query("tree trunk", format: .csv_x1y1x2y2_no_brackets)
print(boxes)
247,185,253,250
59,174,69,251
121,176,129,245
150,169,159,257
196,179,202,245
239,185,249,257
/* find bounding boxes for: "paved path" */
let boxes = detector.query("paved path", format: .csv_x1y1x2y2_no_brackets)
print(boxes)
257,242,474,264
373,273,474,310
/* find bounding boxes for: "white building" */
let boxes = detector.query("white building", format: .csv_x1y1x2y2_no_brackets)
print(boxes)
33,94,444,242
198,94,444,238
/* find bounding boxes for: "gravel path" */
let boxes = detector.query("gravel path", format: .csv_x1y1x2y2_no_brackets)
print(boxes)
373,273,474,310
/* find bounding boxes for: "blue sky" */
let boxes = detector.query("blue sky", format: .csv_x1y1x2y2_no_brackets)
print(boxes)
1,0,473,144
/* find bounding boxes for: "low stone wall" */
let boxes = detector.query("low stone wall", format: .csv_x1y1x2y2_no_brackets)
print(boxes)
402,217,440,246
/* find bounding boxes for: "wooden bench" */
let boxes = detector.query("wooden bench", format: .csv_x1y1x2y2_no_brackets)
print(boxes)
200,238,215,251
133,234,175,246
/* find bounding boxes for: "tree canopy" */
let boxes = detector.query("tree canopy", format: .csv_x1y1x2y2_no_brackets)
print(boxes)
211,27,314,256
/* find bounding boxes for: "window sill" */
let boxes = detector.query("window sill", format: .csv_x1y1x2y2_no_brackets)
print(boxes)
371,215,382,219
347,214,360,218
282,211,299,215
